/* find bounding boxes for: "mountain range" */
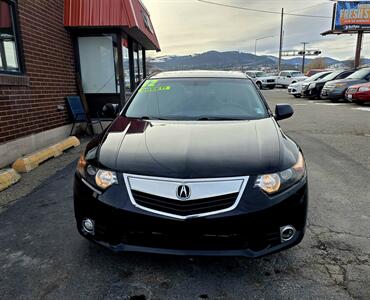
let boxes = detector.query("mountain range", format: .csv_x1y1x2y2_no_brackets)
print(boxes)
148,51,368,71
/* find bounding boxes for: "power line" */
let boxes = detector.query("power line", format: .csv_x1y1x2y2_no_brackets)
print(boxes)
197,0,332,19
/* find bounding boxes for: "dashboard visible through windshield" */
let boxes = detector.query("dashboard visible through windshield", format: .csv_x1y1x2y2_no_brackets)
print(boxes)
124,78,269,121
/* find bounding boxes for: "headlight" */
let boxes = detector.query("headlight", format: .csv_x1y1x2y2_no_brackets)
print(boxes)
262,79,266,82
308,83,316,89
255,152,305,195
358,86,370,92
95,170,117,189
334,83,346,88
77,154,117,190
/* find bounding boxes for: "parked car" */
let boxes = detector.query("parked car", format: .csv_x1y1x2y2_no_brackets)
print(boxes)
302,69,355,99
345,82,370,104
74,70,308,258
276,70,307,88
245,70,276,89
321,68,370,101
305,69,328,77
288,71,332,98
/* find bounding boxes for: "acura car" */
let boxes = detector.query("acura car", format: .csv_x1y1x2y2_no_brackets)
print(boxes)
74,70,308,257
321,68,370,101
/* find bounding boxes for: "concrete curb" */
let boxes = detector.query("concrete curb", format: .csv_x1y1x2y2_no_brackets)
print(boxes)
12,136,80,173
0,168,21,192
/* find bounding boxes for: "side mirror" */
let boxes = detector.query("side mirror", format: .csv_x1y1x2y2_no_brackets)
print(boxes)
275,104,294,121
102,103,119,118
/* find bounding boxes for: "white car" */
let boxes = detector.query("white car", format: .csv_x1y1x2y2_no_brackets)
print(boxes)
288,71,332,98
245,71,276,89
276,70,307,88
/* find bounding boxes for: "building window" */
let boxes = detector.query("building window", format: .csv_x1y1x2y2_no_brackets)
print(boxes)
0,0,21,73
77,36,117,94
122,38,131,97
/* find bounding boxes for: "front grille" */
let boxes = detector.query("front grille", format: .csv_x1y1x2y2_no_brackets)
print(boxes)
132,190,238,216
266,79,275,83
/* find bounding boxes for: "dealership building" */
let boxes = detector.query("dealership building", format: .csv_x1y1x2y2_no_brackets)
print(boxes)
0,0,160,168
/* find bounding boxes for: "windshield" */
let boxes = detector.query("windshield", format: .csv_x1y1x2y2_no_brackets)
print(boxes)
124,78,269,120
291,72,304,77
320,70,344,81
255,72,268,77
347,68,370,80
304,71,329,82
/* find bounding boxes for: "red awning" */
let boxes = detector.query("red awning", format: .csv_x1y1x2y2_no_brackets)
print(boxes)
64,0,160,51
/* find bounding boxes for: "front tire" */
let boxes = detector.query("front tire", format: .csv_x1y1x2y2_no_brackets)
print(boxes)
256,82,262,89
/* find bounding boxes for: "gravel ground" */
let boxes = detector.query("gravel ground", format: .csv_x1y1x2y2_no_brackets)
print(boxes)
0,90,369,299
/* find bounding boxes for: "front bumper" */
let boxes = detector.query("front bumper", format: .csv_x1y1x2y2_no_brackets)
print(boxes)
262,83,276,88
74,175,308,257
320,88,345,100
288,87,302,95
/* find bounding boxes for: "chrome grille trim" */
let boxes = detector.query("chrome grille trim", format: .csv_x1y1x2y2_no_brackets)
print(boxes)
123,173,249,220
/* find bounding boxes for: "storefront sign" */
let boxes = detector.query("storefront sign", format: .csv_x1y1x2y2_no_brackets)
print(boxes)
333,1,370,31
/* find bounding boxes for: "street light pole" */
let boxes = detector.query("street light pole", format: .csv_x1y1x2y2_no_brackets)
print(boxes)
301,42,309,73
254,36,274,56
278,8,284,72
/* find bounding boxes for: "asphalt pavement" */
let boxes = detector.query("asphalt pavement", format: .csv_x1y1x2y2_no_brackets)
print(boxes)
0,90,369,299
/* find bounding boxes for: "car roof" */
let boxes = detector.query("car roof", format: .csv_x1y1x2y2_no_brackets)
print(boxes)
151,70,248,79
282,70,302,72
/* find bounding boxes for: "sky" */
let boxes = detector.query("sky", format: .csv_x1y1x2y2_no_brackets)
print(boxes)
142,0,369,60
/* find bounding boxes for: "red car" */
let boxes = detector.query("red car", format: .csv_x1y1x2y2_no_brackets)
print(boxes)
345,82,370,104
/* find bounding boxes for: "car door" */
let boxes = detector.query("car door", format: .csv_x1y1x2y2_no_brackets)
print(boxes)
278,72,286,85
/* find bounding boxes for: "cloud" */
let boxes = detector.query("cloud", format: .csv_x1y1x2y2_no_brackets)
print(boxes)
143,0,368,60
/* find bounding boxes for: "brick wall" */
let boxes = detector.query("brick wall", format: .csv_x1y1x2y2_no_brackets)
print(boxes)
0,0,77,144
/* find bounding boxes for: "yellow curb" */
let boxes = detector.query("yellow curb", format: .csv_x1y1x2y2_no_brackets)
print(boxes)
0,168,21,192
12,136,80,173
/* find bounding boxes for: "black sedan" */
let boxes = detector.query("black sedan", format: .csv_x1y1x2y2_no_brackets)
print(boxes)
74,71,308,258
302,69,354,99
321,68,370,101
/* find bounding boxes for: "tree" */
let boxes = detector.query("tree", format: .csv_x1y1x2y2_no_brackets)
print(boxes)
305,58,327,72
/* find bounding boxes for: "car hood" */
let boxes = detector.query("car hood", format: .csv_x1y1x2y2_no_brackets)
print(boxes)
94,117,299,178
348,82,370,89
326,78,367,87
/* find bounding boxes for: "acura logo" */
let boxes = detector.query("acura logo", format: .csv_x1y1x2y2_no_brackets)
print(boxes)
177,185,191,200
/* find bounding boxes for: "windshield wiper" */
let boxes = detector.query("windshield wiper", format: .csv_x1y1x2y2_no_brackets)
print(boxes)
197,116,247,121
139,116,165,120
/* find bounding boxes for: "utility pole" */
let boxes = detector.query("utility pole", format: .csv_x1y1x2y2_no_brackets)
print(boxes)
278,8,284,72
301,42,309,73
354,31,363,68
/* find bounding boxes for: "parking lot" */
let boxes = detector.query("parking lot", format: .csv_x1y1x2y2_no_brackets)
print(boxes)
0,89,369,300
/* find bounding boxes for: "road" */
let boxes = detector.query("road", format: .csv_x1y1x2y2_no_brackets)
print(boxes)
0,90,369,299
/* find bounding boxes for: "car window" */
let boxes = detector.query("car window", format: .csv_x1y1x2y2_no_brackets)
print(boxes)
125,78,269,120
291,72,304,77
336,71,352,79
280,72,287,76
321,70,345,81
255,72,268,77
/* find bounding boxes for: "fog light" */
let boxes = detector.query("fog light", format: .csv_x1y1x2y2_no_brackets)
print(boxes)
280,225,296,242
82,218,95,235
